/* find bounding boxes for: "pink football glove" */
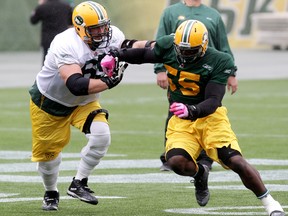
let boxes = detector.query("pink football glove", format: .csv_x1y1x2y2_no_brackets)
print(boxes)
101,55,116,77
169,102,188,118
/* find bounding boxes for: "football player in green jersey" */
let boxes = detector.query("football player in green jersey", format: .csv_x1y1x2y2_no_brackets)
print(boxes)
101,20,285,216
155,0,238,172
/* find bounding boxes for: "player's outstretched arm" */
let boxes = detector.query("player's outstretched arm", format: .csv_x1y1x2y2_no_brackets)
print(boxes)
121,39,155,49
101,48,161,73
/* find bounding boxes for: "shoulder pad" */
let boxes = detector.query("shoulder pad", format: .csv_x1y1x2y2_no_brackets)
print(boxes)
156,35,174,49
110,25,125,48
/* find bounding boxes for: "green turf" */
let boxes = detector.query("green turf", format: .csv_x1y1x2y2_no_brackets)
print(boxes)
0,80,287,216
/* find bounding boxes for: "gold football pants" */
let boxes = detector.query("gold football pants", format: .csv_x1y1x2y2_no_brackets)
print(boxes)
30,100,108,162
165,106,241,168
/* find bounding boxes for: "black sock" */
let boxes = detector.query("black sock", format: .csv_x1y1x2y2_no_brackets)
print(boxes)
194,163,204,179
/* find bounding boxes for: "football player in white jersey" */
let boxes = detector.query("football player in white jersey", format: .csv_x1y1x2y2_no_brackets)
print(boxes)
29,1,137,211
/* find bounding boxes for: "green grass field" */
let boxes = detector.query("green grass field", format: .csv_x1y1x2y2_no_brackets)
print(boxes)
0,80,287,216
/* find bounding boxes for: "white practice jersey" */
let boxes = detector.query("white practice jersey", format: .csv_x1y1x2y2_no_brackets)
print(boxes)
36,26,125,107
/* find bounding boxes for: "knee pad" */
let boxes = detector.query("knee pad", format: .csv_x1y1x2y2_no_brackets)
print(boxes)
82,109,109,134
217,144,241,166
37,153,62,175
81,121,111,166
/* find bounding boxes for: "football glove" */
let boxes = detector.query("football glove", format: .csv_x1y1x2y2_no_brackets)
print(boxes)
100,73,122,89
170,102,198,120
101,54,128,77
100,56,128,89
101,55,116,77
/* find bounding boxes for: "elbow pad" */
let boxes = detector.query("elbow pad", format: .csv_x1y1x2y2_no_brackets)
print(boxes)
121,39,138,48
66,73,89,96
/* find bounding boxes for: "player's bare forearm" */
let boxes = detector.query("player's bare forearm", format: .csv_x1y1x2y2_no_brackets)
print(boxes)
132,41,155,48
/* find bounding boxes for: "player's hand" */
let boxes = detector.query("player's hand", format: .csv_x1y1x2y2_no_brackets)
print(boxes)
227,76,238,95
101,55,116,77
100,73,123,89
156,71,169,89
169,102,189,118
100,57,128,89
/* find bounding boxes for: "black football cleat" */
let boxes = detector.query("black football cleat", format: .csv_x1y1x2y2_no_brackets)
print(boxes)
67,177,98,205
193,164,210,206
42,191,59,211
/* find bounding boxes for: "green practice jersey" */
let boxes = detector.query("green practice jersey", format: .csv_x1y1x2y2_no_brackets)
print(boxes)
154,35,235,105
154,2,234,73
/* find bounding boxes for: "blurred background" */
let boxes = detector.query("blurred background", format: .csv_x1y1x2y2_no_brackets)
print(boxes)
1,0,288,51
0,0,287,88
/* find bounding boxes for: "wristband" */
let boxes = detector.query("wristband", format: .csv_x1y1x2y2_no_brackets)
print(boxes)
144,40,155,48
121,39,138,48
230,66,238,77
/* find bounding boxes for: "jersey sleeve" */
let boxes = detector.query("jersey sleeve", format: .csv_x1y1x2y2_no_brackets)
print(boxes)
30,5,44,24
49,32,81,67
154,8,173,74
215,17,235,61
153,35,175,74
109,25,125,49
154,35,174,59
209,52,235,85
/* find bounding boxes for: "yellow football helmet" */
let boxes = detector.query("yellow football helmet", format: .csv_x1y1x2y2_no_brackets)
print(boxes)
174,20,209,63
72,1,112,50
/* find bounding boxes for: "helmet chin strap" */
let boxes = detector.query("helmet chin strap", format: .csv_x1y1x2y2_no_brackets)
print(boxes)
89,41,101,51
85,36,110,51
177,54,200,67
83,37,101,51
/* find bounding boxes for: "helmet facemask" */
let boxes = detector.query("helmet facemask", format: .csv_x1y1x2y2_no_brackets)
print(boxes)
84,20,112,50
174,43,203,63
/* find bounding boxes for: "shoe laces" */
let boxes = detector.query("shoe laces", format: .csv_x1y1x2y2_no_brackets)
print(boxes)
44,191,59,204
45,197,58,205
191,166,208,190
80,178,95,193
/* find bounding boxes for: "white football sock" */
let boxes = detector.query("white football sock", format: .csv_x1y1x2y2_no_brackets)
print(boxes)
260,194,284,215
75,121,110,180
37,153,61,191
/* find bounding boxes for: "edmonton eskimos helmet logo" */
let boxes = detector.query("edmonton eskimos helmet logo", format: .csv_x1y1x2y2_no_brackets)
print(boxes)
74,16,84,25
